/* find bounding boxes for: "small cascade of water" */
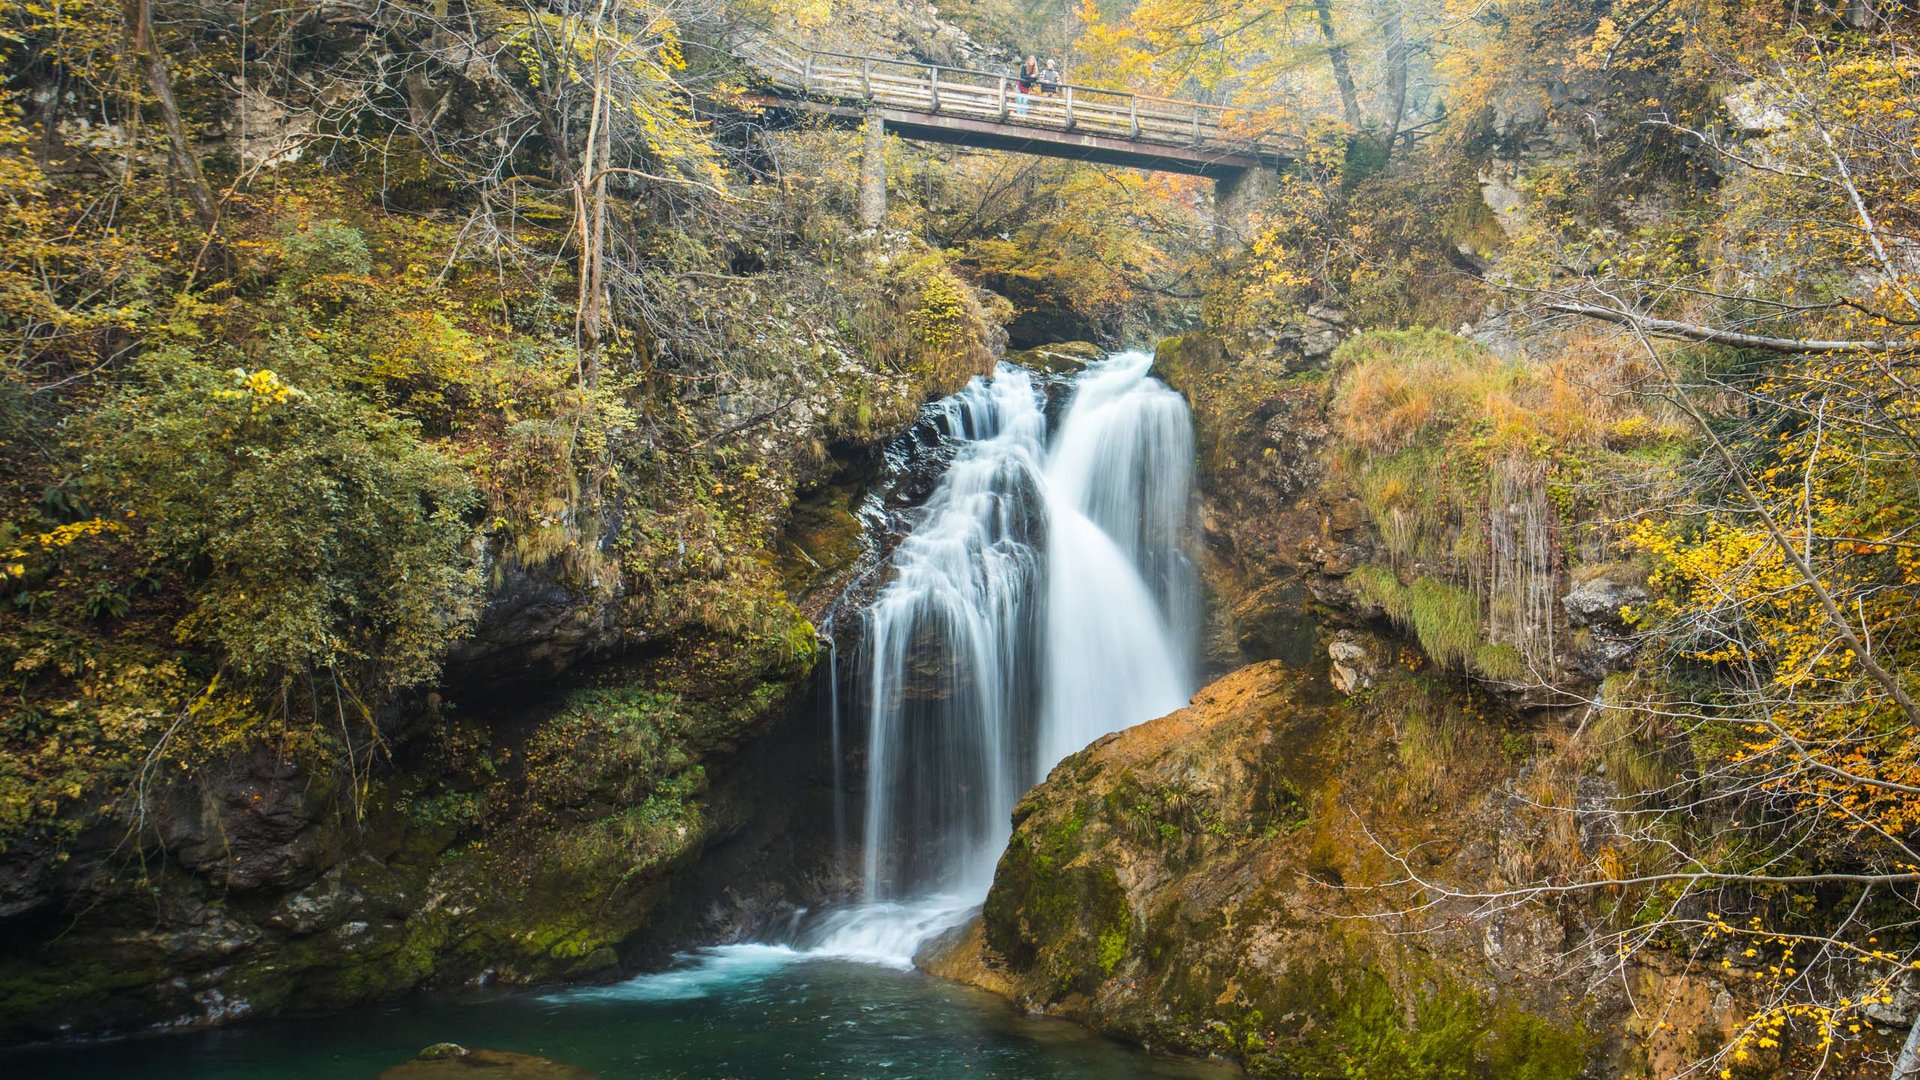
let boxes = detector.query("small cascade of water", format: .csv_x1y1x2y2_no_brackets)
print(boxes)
1046,356,1200,683
800,351,1197,964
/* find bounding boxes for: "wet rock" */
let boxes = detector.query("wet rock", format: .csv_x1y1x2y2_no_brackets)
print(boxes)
1327,631,1375,694
943,661,1610,1073
916,916,1017,998
1227,579,1320,668
151,749,331,891
777,488,867,604
1007,340,1107,375
162,906,260,960
0,838,57,920
1005,307,1099,350
1150,333,1371,671
1562,570,1647,680
447,560,621,684
269,869,362,935
376,1045,600,1079
1562,573,1647,629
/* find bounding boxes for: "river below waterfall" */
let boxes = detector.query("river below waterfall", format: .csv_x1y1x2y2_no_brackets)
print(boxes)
4,354,1216,1080
5,948,1236,1079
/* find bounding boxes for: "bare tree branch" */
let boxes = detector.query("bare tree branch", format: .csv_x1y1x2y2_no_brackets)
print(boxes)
1546,301,1919,354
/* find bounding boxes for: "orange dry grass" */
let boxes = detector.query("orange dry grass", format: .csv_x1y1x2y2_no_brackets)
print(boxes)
1335,329,1680,456
1332,328,1506,454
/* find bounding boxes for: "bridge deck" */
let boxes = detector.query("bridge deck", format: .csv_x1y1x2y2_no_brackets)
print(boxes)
738,38,1299,177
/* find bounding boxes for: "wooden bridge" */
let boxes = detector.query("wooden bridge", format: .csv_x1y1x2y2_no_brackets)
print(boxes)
734,35,1300,181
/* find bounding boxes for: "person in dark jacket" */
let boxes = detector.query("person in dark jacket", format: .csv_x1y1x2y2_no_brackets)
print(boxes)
1016,55,1038,115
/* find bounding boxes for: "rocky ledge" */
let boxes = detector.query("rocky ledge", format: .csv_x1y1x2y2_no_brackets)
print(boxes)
922,657,1744,1077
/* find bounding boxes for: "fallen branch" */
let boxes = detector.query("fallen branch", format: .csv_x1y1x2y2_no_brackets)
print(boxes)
1545,301,1918,354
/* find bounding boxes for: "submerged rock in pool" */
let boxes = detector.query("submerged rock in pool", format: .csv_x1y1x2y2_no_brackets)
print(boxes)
376,1044,599,1079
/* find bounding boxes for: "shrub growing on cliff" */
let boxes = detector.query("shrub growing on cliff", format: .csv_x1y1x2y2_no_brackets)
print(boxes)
1332,328,1511,455
83,354,479,717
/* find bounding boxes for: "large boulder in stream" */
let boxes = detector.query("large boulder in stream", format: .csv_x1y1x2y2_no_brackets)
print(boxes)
924,660,1755,1077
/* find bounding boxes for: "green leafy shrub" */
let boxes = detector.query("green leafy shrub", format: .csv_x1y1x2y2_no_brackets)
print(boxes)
1335,972,1586,1080
83,354,479,699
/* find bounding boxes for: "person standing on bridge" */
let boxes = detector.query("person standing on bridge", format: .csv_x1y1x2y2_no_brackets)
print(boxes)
1016,55,1038,116
1040,59,1060,95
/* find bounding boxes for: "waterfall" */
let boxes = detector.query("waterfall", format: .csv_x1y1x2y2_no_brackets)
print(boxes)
1039,355,1197,767
808,351,1196,962
857,367,1050,899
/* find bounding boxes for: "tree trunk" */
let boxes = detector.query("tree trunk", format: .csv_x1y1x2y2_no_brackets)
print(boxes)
859,110,887,230
128,0,218,231
1313,0,1363,133
1378,0,1410,153
1894,1004,1920,1080
574,68,611,389
584,83,611,389
1545,301,1918,354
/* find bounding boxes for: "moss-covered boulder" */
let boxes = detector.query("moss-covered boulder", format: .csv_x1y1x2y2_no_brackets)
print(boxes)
0,631,815,1041
376,1045,599,1079
933,659,1617,1077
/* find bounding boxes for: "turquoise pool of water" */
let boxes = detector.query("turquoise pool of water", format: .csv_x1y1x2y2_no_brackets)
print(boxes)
3,945,1238,1079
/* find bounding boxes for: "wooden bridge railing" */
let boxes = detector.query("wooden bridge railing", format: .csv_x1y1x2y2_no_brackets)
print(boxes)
736,34,1301,162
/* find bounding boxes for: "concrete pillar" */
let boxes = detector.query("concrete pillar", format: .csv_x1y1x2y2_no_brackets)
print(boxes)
858,111,886,231
1213,166,1280,247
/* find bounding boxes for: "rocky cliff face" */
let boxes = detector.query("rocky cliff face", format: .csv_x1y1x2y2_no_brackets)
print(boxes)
928,659,1600,1077
0,550,813,1042
927,652,1780,1078
1148,333,1368,674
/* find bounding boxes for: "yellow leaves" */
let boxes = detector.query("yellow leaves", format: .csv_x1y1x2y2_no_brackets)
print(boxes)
1581,17,1621,70
212,367,308,413
758,0,832,31
0,518,127,583
1631,349,1920,836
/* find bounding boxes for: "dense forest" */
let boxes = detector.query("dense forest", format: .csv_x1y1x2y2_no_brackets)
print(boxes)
2,0,1919,1077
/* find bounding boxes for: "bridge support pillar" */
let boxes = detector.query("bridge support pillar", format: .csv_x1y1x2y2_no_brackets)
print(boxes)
1214,166,1279,246
858,111,886,230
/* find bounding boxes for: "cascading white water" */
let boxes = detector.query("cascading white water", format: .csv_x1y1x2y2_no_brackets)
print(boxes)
805,351,1196,964
1039,354,1197,767
856,367,1049,900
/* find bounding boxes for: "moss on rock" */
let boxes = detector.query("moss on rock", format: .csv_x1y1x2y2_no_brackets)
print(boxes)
1007,341,1108,375
933,661,1598,1078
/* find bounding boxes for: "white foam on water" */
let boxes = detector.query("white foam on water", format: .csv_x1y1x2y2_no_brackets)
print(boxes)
798,894,982,969
548,943,805,1003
